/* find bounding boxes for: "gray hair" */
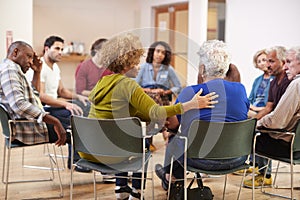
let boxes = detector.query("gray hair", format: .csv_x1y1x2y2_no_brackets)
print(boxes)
197,40,231,78
287,46,300,63
266,46,286,62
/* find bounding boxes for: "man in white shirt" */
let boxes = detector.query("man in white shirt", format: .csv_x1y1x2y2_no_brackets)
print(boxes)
40,36,91,172
40,35,90,117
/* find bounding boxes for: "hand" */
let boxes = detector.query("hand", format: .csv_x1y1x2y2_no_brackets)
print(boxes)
152,88,164,95
182,88,219,112
31,53,42,73
65,102,83,116
194,88,219,108
163,90,172,96
77,94,89,106
53,121,67,146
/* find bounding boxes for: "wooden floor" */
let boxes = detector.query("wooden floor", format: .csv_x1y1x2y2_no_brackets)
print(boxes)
0,131,300,200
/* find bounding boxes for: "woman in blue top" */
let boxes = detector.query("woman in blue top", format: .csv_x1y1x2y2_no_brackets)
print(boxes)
155,40,250,190
248,49,273,117
135,41,182,150
135,41,182,103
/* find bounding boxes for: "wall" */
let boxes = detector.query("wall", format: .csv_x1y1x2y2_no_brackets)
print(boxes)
138,0,208,86
2,0,300,94
0,0,33,59
33,0,140,89
226,0,300,94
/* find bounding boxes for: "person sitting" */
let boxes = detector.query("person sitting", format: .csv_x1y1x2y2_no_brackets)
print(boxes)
0,41,67,152
243,46,291,187
75,38,112,97
40,35,90,117
135,41,182,151
155,40,249,191
248,49,274,118
243,46,300,188
86,33,218,200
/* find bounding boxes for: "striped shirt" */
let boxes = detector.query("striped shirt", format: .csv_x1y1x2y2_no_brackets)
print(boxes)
0,59,49,144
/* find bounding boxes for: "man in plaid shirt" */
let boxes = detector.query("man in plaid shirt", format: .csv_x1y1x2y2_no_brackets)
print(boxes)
0,41,67,146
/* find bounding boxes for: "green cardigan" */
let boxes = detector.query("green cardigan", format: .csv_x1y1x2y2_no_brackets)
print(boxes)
88,74,183,121
82,74,183,164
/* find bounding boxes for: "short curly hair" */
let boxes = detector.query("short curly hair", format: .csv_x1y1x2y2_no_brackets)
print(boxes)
197,40,231,78
96,33,144,73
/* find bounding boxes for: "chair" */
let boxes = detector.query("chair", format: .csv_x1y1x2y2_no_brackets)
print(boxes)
69,115,154,200
0,103,63,200
253,121,300,199
169,118,257,200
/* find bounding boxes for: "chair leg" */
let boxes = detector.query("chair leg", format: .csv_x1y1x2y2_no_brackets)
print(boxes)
4,146,11,200
222,174,227,200
151,164,155,200
167,157,174,200
70,163,74,200
93,171,97,199
237,169,247,200
51,145,64,197
260,160,298,199
2,144,63,199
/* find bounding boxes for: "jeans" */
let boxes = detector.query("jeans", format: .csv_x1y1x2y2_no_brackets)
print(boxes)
44,106,81,163
70,99,91,117
163,135,248,179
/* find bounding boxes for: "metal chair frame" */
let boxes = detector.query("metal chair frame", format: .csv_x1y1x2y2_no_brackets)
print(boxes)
168,118,257,200
0,103,63,199
254,123,300,200
69,115,154,200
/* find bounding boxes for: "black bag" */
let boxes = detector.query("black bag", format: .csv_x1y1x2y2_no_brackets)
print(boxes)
169,173,214,200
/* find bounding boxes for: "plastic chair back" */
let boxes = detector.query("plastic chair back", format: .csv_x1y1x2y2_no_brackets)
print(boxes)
293,121,300,152
187,118,257,159
0,103,11,138
71,116,144,159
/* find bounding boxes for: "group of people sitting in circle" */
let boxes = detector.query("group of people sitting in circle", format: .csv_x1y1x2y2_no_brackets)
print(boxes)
1,32,300,199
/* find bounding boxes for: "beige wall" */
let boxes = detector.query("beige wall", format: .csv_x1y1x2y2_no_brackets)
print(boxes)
0,0,33,59
33,0,140,89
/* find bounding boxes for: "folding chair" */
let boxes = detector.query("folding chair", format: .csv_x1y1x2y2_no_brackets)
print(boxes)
0,103,63,200
254,121,300,199
69,115,154,200
169,118,257,200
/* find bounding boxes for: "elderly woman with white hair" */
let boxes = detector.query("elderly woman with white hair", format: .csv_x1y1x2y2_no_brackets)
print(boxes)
155,39,250,190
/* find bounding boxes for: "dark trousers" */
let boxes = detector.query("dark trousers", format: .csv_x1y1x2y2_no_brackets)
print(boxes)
43,106,81,162
163,135,247,179
116,140,150,189
255,133,300,175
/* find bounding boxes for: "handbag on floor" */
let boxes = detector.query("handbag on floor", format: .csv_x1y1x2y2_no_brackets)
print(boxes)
169,173,214,200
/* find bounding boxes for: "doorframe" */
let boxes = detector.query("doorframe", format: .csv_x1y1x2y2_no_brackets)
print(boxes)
154,3,188,66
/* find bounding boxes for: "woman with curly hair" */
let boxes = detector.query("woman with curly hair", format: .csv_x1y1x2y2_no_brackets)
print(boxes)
135,41,182,151
86,33,218,200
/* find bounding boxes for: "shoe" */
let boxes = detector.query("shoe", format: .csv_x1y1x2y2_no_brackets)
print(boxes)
67,158,92,173
155,164,168,191
243,174,272,188
149,144,157,152
233,166,259,176
115,185,132,200
129,190,144,200
74,165,92,173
